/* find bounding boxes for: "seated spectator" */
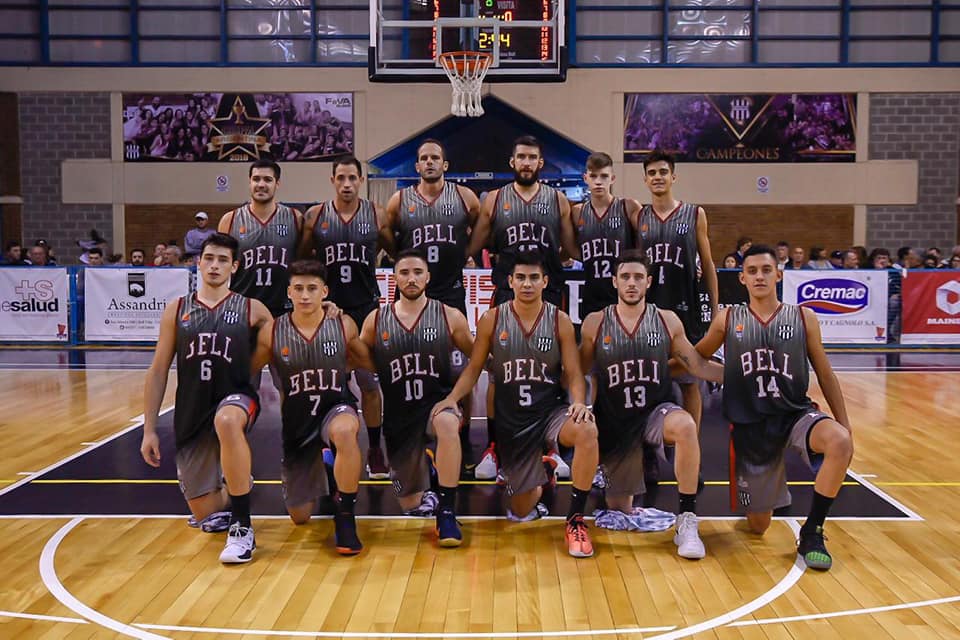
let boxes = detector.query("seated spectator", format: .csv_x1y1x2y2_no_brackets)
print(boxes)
775,241,790,270
733,236,752,266
895,246,911,268
928,246,944,267
129,248,146,267
842,249,860,269
153,242,167,266
808,246,832,269
922,253,939,269
722,253,738,268
184,211,215,258
903,248,924,269
87,247,105,266
2,240,24,265
868,248,891,269
162,245,182,267
785,246,809,270
26,244,49,266
829,250,845,269
949,245,960,269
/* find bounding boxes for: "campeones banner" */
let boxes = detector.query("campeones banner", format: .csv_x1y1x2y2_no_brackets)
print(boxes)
0,268,70,342
782,270,888,344
123,93,354,162
624,94,856,163
84,268,190,341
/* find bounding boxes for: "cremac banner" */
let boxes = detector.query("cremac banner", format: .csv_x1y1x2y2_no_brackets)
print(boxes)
624,94,856,163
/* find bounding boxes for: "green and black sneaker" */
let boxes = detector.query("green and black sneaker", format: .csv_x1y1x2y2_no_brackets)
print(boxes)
797,525,833,571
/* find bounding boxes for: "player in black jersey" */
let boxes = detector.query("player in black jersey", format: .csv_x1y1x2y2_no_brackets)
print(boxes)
251,260,365,554
571,152,641,318
383,139,482,476
217,160,303,318
141,233,272,564
300,155,394,482
466,136,579,481
353,250,475,546
433,252,600,558
580,251,722,559
695,245,854,570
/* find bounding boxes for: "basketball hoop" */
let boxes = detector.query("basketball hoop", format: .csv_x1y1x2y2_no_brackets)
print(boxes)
439,51,492,117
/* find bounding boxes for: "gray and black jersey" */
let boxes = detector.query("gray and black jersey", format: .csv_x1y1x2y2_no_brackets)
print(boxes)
271,313,353,455
396,182,471,310
577,198,633,315
638,202,703,341
229,203,299,317
372,298,454,455
490,184,565,302
312,199,380,312
489,301,566,463
174,292,255,449
591,304,673,457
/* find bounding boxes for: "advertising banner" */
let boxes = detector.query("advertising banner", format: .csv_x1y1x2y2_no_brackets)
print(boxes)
901,270,960,345
0,267,70,342
84,268,190,341
782,270,888,344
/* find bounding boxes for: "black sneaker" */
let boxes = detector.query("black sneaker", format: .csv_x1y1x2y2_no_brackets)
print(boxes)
797,525,832,570
334,512,363,555
436,509,463,547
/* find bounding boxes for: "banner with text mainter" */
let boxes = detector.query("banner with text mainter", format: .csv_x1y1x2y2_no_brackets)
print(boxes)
0,267,70,342
84,268,190,341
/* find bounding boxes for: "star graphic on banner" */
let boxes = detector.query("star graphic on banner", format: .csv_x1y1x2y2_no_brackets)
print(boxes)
207,96,272,160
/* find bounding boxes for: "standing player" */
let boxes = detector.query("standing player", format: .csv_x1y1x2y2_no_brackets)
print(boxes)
353,250,475,546
466,136,579,479
383,139,482,473
572,152,641,318
141,233,272,564
433,252,600,558
300,155,393,481
251,260,364,554
218,160,302,318
695,245,854,570
580,251,722,559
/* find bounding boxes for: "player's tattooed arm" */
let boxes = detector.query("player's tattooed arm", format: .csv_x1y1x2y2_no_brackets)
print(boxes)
694,306,728,361
696,207,719,317
802,307,852,432
433,308,495,416
662,309,722,383
141,301,179,467
466,189,496,258
344,314,375,372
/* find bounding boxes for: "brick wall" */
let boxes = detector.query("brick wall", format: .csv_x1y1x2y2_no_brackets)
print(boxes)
18,92,112,264
868,93,960,252
125,204,229,262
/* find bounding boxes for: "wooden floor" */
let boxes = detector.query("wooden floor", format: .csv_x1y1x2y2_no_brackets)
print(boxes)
2,363,960,639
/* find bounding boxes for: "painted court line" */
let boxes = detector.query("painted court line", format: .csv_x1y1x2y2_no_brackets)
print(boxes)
0,609,87,624
846,468,924,521
728,594,960,627
133,624,677,637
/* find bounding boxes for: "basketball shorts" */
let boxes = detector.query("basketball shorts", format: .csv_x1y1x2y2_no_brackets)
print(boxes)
386,405,461,498
599,402,683,498
280,403,358,509
500,405,569,497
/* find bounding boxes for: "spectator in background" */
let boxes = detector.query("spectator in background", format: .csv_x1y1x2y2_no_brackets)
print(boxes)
868,247,891,269
928,247,944,267
722,254,738,268
852,245,868,269
895,246,910,268
153,242,167,266
842,250,860,269
184,211,216,259
922,253,939,269
26,244,49,266
903,248,924,269
87,247,104,266
775,241,790,270
130,248,145,266
785,246,809,270
733,236,752,266
2,240,24,265
808,246,832,269
162,244,182,267
829,250,845,269
949,246,960,269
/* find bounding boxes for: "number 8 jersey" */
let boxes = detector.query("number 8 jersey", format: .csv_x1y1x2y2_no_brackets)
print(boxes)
312,200,380,311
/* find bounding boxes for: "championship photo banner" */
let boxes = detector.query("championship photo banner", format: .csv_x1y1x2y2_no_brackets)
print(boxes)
901,270,960,344
624,93,856,163
782,270,888,344
84,268,190,341
0,267,69,342
123,92,354,162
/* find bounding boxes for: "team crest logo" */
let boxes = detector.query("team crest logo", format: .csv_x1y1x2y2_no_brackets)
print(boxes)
646,332,662,348
440,203,455,216
602,335,612,350
777,324,794,341
127,272,146,298
735,323,744,340
319,220,330,235
609,215,622,229
535,202,550,215
223,310,239,325
422,326,438,342
381,330,390,346
499,330,509,346
536,336,553,352
280,346,290,363
322,340,338,357
358,221,372,235
276,223,289,237
676,222,689,234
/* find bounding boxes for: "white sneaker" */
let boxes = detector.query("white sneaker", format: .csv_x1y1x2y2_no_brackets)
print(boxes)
547,450,571,479
673,512,705,560
219,522,256,564
474,445,498,480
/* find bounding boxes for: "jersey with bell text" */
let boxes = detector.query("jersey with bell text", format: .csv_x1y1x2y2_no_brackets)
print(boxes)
272,313,353,455
578,198,633,313
592,304,673,457
229,203,299,316
491,183,565,299
312,199,380,311
396,182,471,304
638,202,703,340
373,299,454,453
174,292,255,448
490,301,566,463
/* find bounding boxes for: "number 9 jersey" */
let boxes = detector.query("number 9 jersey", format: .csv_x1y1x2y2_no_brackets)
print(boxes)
312,199,380,311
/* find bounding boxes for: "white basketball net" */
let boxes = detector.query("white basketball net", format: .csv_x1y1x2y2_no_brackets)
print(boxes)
440,52,492,117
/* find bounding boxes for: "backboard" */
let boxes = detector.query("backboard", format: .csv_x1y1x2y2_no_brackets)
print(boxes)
369,0,566,82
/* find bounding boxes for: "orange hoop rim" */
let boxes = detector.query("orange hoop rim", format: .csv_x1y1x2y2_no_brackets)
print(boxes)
439,50,493,74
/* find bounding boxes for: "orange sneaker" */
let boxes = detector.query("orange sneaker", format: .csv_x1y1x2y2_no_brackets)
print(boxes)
565,515,594,558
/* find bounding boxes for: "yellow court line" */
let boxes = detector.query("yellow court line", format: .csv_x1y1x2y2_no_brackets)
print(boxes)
2,479,959,487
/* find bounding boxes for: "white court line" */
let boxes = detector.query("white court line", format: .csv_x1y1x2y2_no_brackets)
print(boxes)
40,517,170,639
16,471,35,476
134,624,676,638
0,406,173,499
644,520,805,640
846,468,924,521
728,594,960,627
0,609,87,624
